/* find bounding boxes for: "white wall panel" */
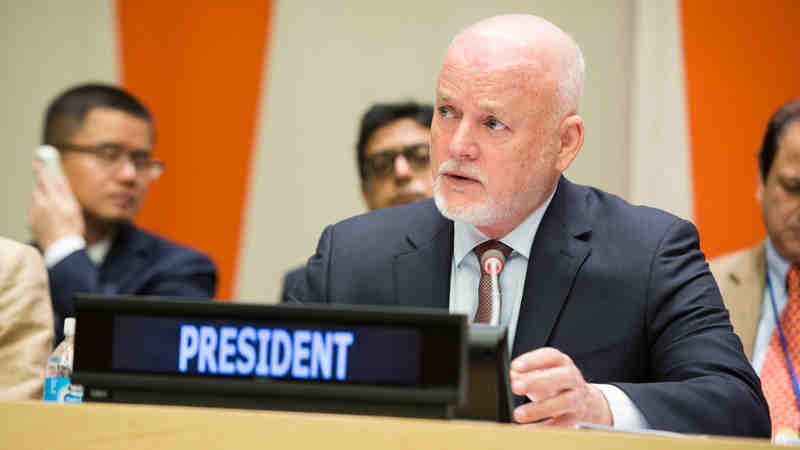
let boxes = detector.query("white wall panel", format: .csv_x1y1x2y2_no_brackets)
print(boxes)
629,0,693,220
0,1,118,242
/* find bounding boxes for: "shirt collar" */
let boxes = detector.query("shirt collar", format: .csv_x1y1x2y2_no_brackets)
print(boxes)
87,237,113,265
765,237,791,290
453,185,558,265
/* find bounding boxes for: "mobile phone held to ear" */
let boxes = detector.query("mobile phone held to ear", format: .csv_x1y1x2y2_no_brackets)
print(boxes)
35,145,65,181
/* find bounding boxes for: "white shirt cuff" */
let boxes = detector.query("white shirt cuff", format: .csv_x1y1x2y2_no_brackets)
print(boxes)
593,383,650,430
43,235,86,268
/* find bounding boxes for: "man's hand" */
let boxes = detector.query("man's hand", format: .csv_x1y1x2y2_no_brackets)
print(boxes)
29,161,84,251
509,347,612,427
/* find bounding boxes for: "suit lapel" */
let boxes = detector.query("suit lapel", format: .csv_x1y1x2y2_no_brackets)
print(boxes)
512,177,591,359
394,202,453,310
100,223,149,295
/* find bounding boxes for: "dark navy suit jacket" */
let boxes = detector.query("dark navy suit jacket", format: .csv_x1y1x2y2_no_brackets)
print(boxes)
291,176,771,437
46,222,217,343
280,265,305,303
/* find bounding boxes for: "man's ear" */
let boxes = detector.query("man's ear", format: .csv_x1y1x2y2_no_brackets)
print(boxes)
555,115,584,173
361,182,376,210
756,173,764,204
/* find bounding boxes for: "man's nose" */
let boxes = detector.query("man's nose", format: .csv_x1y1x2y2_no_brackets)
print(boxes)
393,155,413,180
116,156,138,180
448,120,478,160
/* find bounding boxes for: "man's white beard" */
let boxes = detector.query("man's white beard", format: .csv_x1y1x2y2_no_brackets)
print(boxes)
432,160,515,227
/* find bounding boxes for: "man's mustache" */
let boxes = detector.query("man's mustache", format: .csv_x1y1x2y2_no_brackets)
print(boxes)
436,160,487,184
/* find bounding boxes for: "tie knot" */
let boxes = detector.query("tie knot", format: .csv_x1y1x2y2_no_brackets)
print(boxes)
475,239,513,258
787,265,800,299
474,240,513,274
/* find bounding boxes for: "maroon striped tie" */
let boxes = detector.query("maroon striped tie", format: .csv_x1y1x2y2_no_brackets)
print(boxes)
474,240,513,324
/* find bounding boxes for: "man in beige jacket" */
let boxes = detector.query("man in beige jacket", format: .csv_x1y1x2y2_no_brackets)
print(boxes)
711,99,800,360
0,237,54,400
710,243,765,360
710,98,800,435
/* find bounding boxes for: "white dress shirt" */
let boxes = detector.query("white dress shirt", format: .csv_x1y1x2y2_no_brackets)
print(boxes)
43,235,111,268
751,238,792,375
447,185,648,429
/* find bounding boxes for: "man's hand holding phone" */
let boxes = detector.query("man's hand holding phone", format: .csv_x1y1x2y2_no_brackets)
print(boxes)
30,146,85,251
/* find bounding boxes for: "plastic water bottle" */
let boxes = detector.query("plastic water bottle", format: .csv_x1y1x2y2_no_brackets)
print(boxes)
43,317,83,403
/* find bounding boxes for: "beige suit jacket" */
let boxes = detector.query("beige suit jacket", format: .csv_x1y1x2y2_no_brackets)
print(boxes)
709,242,766,361
0,237,53,400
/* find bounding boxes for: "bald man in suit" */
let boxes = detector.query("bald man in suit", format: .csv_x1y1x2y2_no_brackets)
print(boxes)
294,14,770,437
0,237,54,400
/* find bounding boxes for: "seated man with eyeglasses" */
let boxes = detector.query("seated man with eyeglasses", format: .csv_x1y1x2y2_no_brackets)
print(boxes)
29,83,217,344
281,101,434,302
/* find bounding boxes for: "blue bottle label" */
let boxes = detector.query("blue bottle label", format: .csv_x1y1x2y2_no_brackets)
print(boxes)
43,377,70,402
64,384,83,403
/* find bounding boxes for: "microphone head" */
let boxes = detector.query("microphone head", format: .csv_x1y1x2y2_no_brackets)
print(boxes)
481,249,506,274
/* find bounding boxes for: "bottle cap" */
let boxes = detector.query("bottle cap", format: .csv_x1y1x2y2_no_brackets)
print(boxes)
64,317,76,336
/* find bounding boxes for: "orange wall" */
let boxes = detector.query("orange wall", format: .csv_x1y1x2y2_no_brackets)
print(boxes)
116,1,274,299
682,0,800,258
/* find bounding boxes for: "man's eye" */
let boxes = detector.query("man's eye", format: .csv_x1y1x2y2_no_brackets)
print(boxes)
784,182,800,192
98,145,123,159
368,154,393,171
131,152,151,165
438,106,453,118
408,145,430,161
485,118,506,131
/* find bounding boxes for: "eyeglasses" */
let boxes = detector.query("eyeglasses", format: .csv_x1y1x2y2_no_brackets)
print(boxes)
58,143,165,179
362,143,430,179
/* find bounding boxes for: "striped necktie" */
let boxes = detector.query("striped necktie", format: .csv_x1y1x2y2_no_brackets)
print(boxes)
473,240,512,324
762,264,800,435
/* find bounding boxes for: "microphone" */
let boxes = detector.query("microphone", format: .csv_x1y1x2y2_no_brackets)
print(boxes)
480,249,507,326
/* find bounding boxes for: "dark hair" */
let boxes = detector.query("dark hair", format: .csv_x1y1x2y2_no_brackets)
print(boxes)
43,83,153,146
759,98,800,180
356,101,434,181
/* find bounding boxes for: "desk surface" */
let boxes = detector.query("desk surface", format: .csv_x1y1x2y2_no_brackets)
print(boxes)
1,401,774,450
